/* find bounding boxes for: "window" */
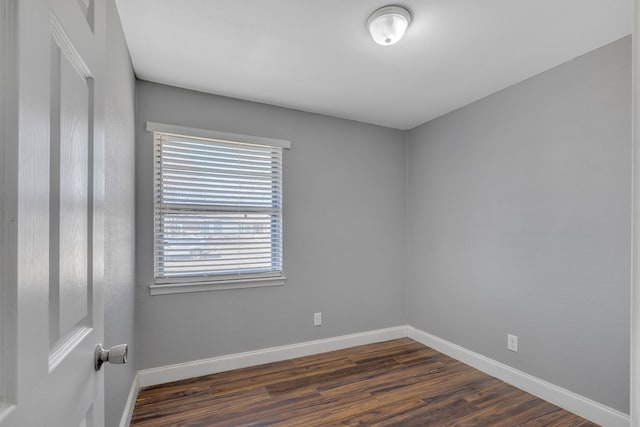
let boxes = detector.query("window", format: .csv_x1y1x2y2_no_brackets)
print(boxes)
147,122,290,294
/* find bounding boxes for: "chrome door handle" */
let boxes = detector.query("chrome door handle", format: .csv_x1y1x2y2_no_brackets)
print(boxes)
94,344,128,371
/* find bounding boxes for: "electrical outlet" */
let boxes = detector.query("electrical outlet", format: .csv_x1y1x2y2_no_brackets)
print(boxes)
507,334,518,352
314,312,322,326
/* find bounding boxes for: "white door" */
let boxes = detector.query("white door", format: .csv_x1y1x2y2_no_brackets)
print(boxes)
0,0,106,426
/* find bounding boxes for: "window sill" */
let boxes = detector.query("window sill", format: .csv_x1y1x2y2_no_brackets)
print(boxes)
149,276,287,295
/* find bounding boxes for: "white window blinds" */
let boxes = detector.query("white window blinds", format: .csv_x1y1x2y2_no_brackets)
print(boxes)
153,127,286,287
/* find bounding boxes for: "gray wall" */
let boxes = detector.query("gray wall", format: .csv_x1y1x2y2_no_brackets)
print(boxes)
407,37,631,413
135,81,407,369
104,1,136,425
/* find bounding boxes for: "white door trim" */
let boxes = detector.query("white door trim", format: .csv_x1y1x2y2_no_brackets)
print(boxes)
118,375,139,427
0,0,18,419
632,1,639,426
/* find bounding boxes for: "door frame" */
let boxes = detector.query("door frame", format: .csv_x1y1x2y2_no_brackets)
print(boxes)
0,0,18,419
632,1,639,425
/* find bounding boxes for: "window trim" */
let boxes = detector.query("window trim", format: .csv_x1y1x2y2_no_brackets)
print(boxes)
147,121,290,295
146,122,291,149
149,275,286,295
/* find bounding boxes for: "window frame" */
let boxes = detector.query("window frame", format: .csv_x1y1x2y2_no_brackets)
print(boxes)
146,122,290,295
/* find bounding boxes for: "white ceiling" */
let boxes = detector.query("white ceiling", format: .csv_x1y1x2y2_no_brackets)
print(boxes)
116,0,632,130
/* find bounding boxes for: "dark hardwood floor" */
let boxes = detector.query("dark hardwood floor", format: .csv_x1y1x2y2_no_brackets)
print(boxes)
131,338,598,426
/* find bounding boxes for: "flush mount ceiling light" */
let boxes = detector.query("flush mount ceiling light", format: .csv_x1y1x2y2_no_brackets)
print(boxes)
367,5,412,46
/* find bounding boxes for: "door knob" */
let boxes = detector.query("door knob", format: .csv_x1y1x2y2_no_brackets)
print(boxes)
94,344,128,371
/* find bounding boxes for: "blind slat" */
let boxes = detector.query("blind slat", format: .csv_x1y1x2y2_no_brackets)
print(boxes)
157,204,280,213
159,167,278,182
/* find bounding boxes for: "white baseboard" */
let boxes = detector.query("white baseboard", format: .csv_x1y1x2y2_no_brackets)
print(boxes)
119,374,139,427
137,326,408,388
407,326,630,427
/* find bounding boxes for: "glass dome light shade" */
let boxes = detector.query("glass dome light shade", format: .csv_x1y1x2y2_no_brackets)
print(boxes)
367,6,412,46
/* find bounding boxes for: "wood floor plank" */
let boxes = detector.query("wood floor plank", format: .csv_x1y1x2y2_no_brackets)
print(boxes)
131,338,599,426
317,359,447,398
131,387,272,427
265,356,402,396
